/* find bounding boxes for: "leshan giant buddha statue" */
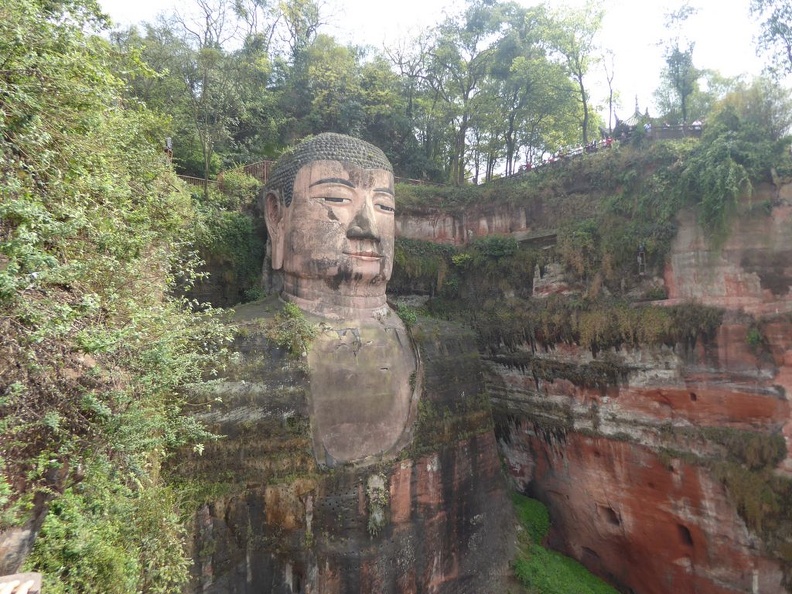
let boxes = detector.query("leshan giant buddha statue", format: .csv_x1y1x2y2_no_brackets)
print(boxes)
263,133,419,466
184,133,513,594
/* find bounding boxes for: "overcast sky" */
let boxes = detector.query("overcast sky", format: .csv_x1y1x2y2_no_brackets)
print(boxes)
99,0,768,120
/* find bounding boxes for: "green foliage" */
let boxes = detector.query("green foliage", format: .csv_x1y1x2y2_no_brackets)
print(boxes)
190,170,265,301
0,0,231,589
194,206,265,290
674,79,792,237
751,0,792,78
217,169,263,210
265,302,318,356
512,494,618,594
701,427,786,471
710,463,792,537
513,493,550,545
391,235,543,307
514,544,619,594
396,304,419,329
390,238,457,296
658,3,699,126
491,352,629,390
27,457,190,594
471,235,519,258
746,326,764,348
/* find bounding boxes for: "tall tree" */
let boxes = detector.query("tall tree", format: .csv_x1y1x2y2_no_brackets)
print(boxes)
486,4,578,176
751,0,792,77
548,1,603,145
278,0,325,60
658,3,699,125
603,49,617,134
425,0,501,184
385,31,446,179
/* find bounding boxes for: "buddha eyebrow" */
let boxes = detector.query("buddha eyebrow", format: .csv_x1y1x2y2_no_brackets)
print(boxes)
309,177,354,188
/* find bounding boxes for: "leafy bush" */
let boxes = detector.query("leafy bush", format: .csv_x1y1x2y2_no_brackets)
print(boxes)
391,238,456,295
0,0,231,589
217,169,262,210
396,304,419,329
194,207,265,290
27,457,190,594
266,302,318,356
471,235,519,258
673,79,792,238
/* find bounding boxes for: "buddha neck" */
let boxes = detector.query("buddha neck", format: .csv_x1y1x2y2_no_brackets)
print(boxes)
280,275,389,321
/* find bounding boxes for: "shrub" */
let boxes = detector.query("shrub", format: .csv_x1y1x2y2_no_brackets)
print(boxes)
266,302,318,356
217,169,262,210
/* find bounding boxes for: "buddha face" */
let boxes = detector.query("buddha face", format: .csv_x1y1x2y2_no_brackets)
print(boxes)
267,159,395,290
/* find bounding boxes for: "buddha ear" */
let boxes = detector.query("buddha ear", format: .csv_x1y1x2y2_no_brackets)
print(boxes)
264,191,285,270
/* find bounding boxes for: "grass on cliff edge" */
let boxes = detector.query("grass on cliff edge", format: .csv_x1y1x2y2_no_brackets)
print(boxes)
513,494,618,594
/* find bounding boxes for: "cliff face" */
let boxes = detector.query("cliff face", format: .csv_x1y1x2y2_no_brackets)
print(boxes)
177,302,514,593
177,175,792,593
477,185,792,593
395,187,599,245
664,185,792,316
498,427,784,594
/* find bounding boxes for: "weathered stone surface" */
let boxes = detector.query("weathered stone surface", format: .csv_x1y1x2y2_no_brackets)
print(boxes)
664,188,792,315
500,425,784,594
178,307,514,593
305,312,418,465
395,189,599,245
489,308,792,591
485,185,792,593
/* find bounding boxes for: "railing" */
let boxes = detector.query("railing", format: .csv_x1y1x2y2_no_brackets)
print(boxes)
177,161,273,190
240,160,273,185
648,125,702,140
177,175,216,188
395,176,444,186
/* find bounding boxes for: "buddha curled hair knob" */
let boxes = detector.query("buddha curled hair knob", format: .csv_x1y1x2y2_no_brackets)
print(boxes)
266,133,393,207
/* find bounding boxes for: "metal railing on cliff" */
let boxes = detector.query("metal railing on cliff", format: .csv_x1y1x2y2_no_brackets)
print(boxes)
176,161,273,189
175,125,702,190
178,161,442,189
494,124,703,184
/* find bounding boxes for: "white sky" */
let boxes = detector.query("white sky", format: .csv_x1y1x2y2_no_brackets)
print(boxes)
99,0,768,121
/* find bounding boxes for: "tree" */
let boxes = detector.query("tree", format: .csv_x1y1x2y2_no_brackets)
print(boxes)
385,31,446,180
751,0,792,77
485,4,578,176
548,1,603,145
655,69,739,125
278,0,326,60
1,0,228,589
424,0,501,184
603,49,617,134
676,78,792,234
658,3,699,125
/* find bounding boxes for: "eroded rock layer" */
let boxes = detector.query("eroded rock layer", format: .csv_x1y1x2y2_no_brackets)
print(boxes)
485,189,792,593
177,303,514,593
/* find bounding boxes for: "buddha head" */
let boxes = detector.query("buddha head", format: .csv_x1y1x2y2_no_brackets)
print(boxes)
264,133,396,317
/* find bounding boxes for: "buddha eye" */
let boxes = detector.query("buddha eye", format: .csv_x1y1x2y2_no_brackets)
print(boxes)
376,203,395,213
321,196,349,204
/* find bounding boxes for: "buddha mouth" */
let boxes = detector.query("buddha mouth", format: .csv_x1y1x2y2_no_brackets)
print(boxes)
343,250,383,260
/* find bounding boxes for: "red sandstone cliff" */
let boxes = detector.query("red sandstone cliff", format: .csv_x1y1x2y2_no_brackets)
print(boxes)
406,182,792,593
178,305,515,593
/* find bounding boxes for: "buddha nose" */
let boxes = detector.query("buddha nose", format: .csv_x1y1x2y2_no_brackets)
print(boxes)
346,200,379,241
